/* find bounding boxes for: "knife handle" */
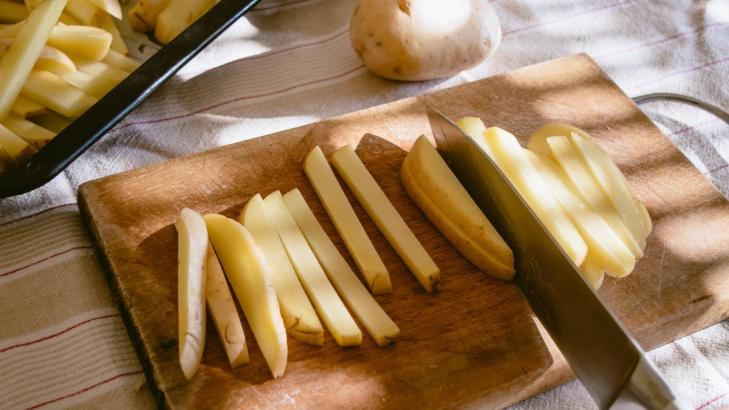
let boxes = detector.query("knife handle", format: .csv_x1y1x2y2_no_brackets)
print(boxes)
611,355,691,410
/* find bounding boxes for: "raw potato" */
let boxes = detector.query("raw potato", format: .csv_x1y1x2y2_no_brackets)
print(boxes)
34,111,71,133
304,146,392,294
0,0,68,119
527,150,635,278
477,125,588,267
0,0,28,23
264,191,363,347
128,0,169,33
204,214,288,378
2,114,55,148
77,60,128,82
95,11,127,54
22,70,98,117
47,25,112,61
0,145,15,170
0,122,35,161
205,244,249,368
86,0,121,19
241,194,324,346
104,49,140,72
284,189,400,347
0,39,76,75
64,0,99,25
331,144,440,293
349,0,501,81
61,68,119,97
175,208,208,380
401,135,514,280
154,0,215,45
11,96,47,119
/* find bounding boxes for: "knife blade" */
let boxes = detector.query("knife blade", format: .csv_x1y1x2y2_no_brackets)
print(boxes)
427,109,686,410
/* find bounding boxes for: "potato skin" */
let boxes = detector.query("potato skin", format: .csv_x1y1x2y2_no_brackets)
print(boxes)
349,0,501,81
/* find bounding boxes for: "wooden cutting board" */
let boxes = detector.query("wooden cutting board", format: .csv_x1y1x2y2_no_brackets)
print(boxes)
79,54,729,409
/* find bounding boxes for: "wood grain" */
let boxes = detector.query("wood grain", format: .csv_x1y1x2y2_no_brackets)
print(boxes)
79,54,729,409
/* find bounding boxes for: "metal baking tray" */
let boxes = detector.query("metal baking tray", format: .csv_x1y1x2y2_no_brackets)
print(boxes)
0,0,260,197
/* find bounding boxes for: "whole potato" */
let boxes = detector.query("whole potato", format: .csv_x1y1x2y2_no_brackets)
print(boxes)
349,0,501,81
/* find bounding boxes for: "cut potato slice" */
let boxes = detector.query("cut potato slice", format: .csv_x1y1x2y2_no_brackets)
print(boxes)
127,0,169,33
60,68,118,97
331,144,440,292
64,0,98,25
0,20,21,38
104,49,139,72
264,191,362,347
204,214,287,378
48,25,111,61
205,243,249,368
33,110,71,133
284,189,400,347
59,11,80,24
545,135,643,258
527,123,592,155
304,146,391,294
175,208,208,380
0,122,35,161
77,60,128,82
402,135,514,280
580,253,605,290
2,114,55,148
478,125,587,267
0,0,27,23
22,71,98,117
95,11,127,54
570,132,651,248
0,0,67,119
86,0,120,19
241,194,324,346
0,39,76,74
10,95,46,119
527,150,635,277
154,0,215,44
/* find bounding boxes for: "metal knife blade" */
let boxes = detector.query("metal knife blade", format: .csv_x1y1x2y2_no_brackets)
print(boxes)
427,109,685,409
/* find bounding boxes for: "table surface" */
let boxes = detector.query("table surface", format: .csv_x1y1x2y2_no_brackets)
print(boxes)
1,1,728,409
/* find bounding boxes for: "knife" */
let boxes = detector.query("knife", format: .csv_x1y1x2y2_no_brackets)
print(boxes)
427,109,689,410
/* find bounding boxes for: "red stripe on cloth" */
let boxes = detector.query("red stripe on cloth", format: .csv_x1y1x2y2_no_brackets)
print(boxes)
25,370,144,410
0,245,94,278
1,313,119,354
114,64,366,131
0,203,77,229
673,118,721,136
503,0,637,36
598,22,728,59
696,393,726,410
632,55,729,88
707,163,728,174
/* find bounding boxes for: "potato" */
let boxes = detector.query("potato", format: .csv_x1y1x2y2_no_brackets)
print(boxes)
349,0,502,81
0,0,28,23
154,0,214,45
0,39,76,74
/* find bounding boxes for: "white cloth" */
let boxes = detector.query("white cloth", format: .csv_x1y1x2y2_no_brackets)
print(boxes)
1,0,727,408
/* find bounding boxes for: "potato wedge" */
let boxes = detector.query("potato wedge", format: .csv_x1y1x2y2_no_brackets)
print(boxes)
0,39,76,74
154,0,214,44
205,243,249,368
22,70,98,117
175,208,208,380
0,0,67,119
241,194,324,346
284,189,400,347
304,146,391,294
86,0,120,19
0,122,35,161
2,114,55,148
402,135,514,280
59,11,80,24
10,95,46,119
478,125,587,267
95,11,127,54
0,20,20,38
60,68,118,97
103,49,139,72
204,214,287,378
0,0,27,22
77,60,128,82
127,0,169,33
48,25,111,61
527,150,635,277
570,132,651,248
331,144,440,293
264,191,362,347
545,135,643,258
580,253,605,290
64,0,98,25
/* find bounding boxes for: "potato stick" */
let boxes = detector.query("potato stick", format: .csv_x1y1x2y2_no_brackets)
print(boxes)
33,110,71,133
0,0,67,120
86,0,119,19
48,25,111,61
0,122,35,161
0,146,16,170
22,70,97,117
60,68,118,97
24,0,41,9
103,49,139,72
64,0,98,24
3,114,55,148
95,11,127,54
10,95,46,118
0,39,75,74
0,0,27,23
154,0,214,44
77,60,128,82
58,11,79,23
0,20,21,38
127,0,169,33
